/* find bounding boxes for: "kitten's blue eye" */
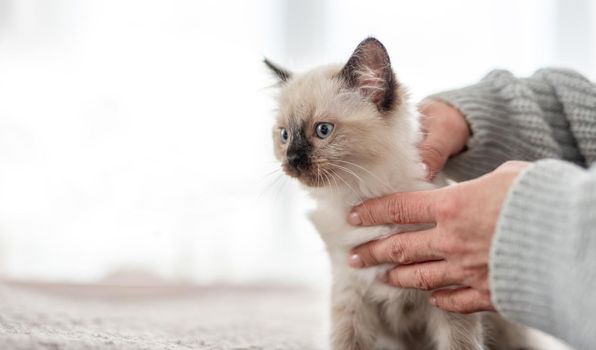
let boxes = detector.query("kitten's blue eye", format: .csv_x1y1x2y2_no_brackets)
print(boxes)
315,123,334,139
280,128,289,144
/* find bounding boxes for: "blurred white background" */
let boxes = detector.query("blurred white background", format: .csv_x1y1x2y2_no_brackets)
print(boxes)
0,0,594,285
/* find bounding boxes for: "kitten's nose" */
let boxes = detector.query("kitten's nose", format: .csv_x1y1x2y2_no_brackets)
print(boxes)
287,151,310,170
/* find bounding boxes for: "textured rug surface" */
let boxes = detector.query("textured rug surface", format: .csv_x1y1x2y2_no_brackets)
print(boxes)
0,282,328,350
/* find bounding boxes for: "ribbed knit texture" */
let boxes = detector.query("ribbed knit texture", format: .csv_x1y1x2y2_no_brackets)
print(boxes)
432,69,596,181
433,68,596,350
491,160,596,350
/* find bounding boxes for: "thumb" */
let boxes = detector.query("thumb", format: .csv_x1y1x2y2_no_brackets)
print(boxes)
418,141,448,180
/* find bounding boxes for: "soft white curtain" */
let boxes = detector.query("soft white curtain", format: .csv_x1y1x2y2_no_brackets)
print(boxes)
0,0,593,285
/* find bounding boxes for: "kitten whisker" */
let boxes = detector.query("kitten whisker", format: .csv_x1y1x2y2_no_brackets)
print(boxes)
323,168,339,192
273,175,288,202
257,166,284,198
316,165,322,188
313,161,334,190
328,167,366,206
331,159,392,192
260,167,282,180
327,162,366,188
257,168,287,199
321,168,333,191
329,163,383,219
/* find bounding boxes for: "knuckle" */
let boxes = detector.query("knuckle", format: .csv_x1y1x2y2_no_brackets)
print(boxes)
434,198,458,221
433,224,463,256
431,227,450,253
460,263,477,278
440,236,461,255
364,244,380,265
456,266,473,283
414,269,434,290
388,240,408,264
360,203,376,224
388,197,412,223
388,198,403,223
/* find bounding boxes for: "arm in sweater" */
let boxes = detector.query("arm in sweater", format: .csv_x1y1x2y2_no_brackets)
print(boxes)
491,159,596,350
432,68,596,181
434,70,596,349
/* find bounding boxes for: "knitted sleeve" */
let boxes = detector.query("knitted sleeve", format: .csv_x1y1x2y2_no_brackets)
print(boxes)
431,68,596,181
432,69,596,348
490,159,596,350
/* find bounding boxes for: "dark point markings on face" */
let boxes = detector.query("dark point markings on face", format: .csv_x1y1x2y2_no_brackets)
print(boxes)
286,120,313,171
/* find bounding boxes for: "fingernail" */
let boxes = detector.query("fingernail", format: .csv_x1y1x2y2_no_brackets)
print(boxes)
348,254,364,268
348,212,361,225
429,297,437,305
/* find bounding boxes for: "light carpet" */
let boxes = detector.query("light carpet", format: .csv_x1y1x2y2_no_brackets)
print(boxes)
0,282,328,350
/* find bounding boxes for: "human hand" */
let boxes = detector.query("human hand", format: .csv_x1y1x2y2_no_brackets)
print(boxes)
418,100,470,179
347,161,531,313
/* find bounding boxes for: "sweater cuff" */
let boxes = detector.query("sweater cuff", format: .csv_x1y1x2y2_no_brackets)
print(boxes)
489,159,584,336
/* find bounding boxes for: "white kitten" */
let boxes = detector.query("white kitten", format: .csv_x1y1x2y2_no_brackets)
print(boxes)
267,37,531,350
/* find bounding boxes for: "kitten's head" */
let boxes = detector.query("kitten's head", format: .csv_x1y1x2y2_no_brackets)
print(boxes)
267,38,412,189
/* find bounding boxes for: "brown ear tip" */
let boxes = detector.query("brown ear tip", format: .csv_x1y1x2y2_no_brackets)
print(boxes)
354,37,390,64
341,37,398,112
361,37,382,45
358,37,386,49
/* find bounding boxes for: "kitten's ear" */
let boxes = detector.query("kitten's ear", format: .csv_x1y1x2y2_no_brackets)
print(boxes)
264,58,292,84
339,37,398,112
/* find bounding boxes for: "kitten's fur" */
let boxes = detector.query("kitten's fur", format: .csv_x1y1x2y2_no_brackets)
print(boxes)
267,38,532,350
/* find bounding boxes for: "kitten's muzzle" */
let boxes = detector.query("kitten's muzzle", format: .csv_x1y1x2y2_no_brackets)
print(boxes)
283,153,323,187
287,150,311,171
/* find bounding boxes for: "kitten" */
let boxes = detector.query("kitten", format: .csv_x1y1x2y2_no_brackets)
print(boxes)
267,37,530,350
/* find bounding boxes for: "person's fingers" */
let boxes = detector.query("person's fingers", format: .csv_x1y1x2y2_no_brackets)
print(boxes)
417,100,470,179
430,288,495,314
418,141,448,180
418,103,450,179
349,229,441,268
348,191,439,226
386,261,461,290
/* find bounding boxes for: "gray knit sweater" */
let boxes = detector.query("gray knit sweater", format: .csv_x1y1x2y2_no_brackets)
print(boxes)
434,69,596,350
